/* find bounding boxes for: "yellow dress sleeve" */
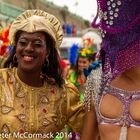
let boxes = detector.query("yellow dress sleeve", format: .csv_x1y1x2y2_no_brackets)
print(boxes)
0,56,7,68
65,83,85,134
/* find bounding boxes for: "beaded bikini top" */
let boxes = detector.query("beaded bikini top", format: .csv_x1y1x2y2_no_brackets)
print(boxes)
98,85,140,127
84,67,140,140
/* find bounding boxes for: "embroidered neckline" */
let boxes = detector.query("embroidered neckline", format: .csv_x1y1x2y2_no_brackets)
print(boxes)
14,68,47,90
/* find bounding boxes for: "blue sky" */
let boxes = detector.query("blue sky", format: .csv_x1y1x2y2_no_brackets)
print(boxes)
47,0,97,22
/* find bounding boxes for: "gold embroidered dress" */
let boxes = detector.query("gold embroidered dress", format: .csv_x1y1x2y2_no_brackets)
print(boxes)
0,68,84,140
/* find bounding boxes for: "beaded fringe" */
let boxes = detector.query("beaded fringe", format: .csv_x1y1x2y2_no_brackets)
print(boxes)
84,67,102,112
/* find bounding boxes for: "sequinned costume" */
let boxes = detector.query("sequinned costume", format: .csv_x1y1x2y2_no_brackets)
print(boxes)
84,0,140,140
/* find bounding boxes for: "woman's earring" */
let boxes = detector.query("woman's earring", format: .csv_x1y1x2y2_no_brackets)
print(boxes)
13,54,17,63
44,57,49,67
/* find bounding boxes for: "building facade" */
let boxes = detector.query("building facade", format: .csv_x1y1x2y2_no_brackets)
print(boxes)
0,0,90,31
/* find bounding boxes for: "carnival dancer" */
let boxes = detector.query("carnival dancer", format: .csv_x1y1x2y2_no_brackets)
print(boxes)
67,45,95,103
82,0,140,140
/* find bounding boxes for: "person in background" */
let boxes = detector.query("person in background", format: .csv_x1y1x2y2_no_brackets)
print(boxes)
67,47,95,103
83,51,102,78
82,0,140,140
0,9,85,140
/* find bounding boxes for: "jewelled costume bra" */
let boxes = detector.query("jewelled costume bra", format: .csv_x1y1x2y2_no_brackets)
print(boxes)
98,85,140,128
84,67,140,140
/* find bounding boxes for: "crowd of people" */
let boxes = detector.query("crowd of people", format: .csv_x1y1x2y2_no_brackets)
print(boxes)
0,0,140,140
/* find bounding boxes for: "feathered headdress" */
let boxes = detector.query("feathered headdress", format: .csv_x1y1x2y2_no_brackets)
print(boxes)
92,0,140,79
68,44,79,65
0,24,12,56
0,28,9,56
78,47,95,58
82,37,94,48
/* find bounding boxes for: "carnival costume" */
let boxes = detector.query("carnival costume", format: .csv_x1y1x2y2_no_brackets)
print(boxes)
0,10,84,140
68,46,95,102
84,1,140,140
0,25,12,68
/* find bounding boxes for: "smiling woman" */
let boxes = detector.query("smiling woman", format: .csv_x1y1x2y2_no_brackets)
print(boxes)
0,9,85,140
16,32,47,74
67,46,96,103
